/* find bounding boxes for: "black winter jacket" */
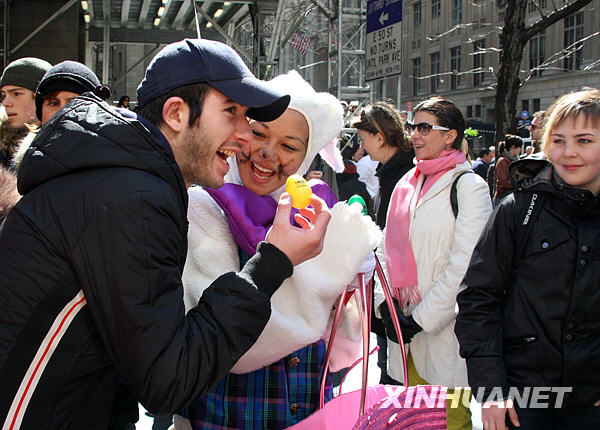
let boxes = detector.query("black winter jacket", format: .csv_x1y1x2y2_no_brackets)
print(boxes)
0,94,293,429
336,167,374,219
374,149,414,229
456,156,600,408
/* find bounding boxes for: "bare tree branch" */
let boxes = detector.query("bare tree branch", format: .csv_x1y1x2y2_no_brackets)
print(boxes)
493,0,593,144
522,31,600,82
525,0,593,40
531,0,548,19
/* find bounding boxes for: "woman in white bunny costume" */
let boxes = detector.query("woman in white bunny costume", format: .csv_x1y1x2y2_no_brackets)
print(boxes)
175,71,381,429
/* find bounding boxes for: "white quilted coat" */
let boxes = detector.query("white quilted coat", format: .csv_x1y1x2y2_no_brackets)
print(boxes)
182,186,382,373
375,161,492,388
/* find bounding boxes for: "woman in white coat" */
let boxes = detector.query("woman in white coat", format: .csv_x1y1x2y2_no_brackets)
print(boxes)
176,71,381,429
377,97,492,430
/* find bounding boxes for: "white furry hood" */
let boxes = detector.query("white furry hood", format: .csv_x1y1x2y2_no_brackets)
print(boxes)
268,70,344,175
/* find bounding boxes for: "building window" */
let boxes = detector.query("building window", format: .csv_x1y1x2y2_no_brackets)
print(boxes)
529,30,545,77
430,52,440,93
528,0,546,13
473,0,487,29
498,9,506,22
473,39,485,86
452,0,462,25
467,105,473,118
532,98,541,113
432,0,441,18
475,104,482,117
413,2,422,34
522,100,530,115
450,46,461,90
412,57,421,96
564,12,584,71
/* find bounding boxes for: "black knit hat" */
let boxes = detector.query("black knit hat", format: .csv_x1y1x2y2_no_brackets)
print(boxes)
0,57,52,91
35,60,111,121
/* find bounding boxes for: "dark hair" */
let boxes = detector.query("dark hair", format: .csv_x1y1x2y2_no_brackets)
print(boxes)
118,95,130,106
479,148,491,157
352,101,411,152
41,91,60,101
413,96,465,150
504,134,523,150
136,82,210,127
341,142,359,160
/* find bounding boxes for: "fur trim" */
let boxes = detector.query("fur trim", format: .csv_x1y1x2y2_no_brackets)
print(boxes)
0,165,20,221
0,110,28,159
12,130,38,170
181,187,240,311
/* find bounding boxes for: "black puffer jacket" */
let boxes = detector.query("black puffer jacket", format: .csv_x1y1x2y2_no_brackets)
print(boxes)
0,94,292,429
456,156,600,408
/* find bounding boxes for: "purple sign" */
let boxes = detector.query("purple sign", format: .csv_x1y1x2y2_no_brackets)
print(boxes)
367,0,403,33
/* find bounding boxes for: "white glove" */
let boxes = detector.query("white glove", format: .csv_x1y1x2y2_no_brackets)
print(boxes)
348,250,376,289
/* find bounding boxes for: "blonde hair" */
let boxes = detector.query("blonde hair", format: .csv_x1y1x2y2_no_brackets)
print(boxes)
542,88,600,157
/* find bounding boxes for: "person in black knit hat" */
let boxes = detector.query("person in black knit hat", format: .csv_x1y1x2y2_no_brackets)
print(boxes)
12,61,111,169
35,60,111,124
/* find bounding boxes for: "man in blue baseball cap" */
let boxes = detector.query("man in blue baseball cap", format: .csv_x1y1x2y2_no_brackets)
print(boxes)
0,38,331,429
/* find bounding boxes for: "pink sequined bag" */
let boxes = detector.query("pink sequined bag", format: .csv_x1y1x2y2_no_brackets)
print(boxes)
288,257,447,429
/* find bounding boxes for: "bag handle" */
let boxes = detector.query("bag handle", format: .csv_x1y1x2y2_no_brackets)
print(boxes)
318,254,409,415
374,254,409,385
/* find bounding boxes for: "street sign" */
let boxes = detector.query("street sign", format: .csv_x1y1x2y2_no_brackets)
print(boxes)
366,0,403,81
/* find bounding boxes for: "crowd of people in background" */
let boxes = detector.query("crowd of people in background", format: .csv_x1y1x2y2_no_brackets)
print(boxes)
0,45,599,430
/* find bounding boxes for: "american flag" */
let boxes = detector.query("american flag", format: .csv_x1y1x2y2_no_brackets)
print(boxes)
289,31,312,55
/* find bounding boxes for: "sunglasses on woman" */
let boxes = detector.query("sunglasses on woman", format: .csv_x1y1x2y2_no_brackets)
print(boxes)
406,122,450,136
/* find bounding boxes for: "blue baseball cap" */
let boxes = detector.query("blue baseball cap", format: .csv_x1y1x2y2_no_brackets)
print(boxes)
137,39,290,121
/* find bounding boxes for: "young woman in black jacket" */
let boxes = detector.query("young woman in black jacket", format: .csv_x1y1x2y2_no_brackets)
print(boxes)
352,102,414,385
456,88,600,430
352,101,414,230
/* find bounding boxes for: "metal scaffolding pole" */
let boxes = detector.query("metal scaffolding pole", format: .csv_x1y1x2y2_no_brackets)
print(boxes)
102,0,110,84
326,0,370,103
2,0,8,68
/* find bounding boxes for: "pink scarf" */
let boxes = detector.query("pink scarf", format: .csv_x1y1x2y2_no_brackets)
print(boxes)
385,149,466,308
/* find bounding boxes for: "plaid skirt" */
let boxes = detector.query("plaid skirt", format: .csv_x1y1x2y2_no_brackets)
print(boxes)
187,340,332,429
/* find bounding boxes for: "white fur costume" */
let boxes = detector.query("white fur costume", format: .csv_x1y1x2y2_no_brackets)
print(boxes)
182,187,381,372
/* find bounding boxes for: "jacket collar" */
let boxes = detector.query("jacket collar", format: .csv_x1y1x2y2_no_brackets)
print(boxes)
414,160,472,209
511,155,600,216
377,149,414,180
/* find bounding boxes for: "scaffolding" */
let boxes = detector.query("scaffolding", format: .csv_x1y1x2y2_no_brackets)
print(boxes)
250,0,372,103
0,0,8,70
328,0,371,104
0,0,374,105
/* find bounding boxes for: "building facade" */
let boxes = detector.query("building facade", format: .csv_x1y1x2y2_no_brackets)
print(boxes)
396,0,600,144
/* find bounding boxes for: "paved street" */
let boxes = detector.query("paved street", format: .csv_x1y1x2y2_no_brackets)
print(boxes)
136,333,483,429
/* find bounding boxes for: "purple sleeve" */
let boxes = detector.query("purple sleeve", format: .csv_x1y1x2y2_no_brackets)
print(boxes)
308,179,338,209
288,180,338,228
